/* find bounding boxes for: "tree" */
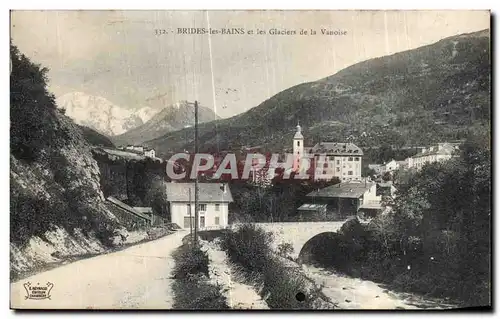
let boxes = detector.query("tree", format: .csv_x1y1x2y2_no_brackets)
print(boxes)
10,42,63,161
144,176,170,221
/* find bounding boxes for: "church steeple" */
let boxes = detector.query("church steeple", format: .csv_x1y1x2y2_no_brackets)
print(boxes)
294,121,303,139
293,121,304,172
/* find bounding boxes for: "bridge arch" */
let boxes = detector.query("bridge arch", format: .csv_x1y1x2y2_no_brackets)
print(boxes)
297,231,342,265
254,221,347,260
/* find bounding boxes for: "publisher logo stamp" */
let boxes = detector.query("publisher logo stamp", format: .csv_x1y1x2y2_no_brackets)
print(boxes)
23,282,54,300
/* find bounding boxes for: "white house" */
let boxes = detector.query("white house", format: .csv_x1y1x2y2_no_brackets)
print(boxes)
293,124,364,182
144,148,156,158
165,182,233,230
383,159,400,173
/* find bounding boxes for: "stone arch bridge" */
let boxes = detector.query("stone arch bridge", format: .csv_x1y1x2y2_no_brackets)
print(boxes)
252,220,349,259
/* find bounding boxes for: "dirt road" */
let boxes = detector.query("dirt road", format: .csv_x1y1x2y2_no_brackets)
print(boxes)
11,230,188,309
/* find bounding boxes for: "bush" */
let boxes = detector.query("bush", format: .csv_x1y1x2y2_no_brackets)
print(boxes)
220,223,273,272
277,242,294,259
172,244,209,279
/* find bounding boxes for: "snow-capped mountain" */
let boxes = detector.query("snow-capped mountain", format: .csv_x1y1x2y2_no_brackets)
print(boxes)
56,92,160,136
112,100,220,146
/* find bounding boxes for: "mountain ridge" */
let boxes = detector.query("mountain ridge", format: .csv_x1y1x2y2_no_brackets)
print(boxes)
112,100,220,146
144,29,490,156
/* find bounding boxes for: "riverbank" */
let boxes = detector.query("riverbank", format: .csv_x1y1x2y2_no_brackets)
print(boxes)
303,265,457,310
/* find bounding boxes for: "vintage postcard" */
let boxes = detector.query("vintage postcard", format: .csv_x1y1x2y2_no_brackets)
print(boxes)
10,10,491,310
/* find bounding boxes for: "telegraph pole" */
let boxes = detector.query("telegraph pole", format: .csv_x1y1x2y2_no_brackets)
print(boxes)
194,100,199,245
189,187,193,240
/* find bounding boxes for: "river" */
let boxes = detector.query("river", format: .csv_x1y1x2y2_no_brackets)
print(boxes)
302,264,459,310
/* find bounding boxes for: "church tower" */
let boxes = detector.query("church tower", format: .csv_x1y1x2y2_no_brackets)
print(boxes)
293,122,304,171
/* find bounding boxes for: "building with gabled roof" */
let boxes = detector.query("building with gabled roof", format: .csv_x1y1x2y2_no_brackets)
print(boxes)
165,182,233,229
407,142,461,170
302,180,382,219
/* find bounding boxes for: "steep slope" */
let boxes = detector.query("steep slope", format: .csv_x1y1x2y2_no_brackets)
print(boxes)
112,100,220,146
57,92,160,136
10,44,143,280
145,29,490,156
78,125,115,148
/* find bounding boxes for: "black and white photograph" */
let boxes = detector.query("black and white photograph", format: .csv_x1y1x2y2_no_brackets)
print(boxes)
9,9,491,310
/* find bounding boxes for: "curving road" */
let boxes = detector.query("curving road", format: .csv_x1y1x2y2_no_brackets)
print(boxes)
11,230,188,310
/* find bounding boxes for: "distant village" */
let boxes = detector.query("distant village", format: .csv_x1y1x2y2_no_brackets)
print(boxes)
99,123,465,231
118,145,157,158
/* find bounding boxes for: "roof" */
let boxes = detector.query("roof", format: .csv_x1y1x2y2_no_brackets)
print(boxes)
297,203,327,211
309,142,364,156
107,197,151,220
165,182,233,203
294,131,304,139
133,207,153,213
306,181,375,199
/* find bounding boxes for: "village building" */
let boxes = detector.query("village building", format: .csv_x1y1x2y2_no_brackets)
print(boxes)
299,180,383,220
125,145,144,153
293,124,363,181
383,159,400,173
368,159,400,176
407,142,461,170
121,145,156,158
143,148,156,158
165,182,233,230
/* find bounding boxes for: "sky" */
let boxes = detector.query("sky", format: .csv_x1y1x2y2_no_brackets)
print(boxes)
10,10,490,118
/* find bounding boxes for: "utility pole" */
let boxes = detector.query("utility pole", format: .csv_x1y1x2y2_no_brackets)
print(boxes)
189,187,193,240
194,100,199,245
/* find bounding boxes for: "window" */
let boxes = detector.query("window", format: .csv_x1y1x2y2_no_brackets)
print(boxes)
354,157,360,161
297,141,300,147
186,204,191,215
348,157,353,161
199,204,207,211
336,167,340,172
329,156,334,161
215,204,220,212
336,160,340,165
348,171,353,175
215,217,220,225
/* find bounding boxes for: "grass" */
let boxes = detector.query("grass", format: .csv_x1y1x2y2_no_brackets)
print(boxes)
171,242,229,309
